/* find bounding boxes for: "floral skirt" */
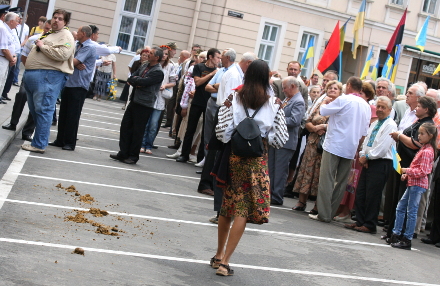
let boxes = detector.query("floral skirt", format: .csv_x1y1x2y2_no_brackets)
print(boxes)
219,140,270,224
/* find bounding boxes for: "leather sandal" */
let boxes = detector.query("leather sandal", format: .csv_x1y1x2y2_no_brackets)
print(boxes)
210,256,221,269
216,264,234,276
292,201,306,211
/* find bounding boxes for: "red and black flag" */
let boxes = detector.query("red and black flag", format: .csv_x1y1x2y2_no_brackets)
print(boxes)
317,21,340,75
386,8,407,54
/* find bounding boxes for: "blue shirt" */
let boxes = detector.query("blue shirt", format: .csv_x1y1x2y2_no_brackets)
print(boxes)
208,66,229,99
65,39,97,90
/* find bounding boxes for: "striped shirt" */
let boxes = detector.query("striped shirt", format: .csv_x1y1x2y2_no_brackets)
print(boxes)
406,144,435,189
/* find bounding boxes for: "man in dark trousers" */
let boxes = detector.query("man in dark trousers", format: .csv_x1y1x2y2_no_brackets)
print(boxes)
110,47,164,164
48,26,96,151
176,48,221,163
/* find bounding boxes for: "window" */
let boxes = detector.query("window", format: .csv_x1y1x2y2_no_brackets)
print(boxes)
423,0,437,14
116,0,156,52
391,0,404,5
297,32,316,77
257,23,279,68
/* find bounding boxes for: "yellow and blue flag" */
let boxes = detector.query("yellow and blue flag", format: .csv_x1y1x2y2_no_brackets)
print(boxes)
381,54,394,79
370,57,380,81
391,145,401,174
415,16,430,52
352,0,366,59
360,46,374,79
433,63,440,76
390,44,403,82
300,37,314,67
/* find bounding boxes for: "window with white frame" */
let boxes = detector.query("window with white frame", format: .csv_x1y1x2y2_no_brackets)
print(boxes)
391,0,404,5
297,32,317,77
423,0,437,14
257,23,280,68
116,0,156,52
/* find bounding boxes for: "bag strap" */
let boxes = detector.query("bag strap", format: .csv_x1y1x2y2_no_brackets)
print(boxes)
242,101,262,119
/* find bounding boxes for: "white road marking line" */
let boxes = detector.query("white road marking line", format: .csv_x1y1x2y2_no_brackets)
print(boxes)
74,146,176,161
0,198,410,249
77,125,174,141
18,173,212,200
0,238,433,285
82,107,123,115
0,150,29,210
51,130,119,141
27,155,200,180
81,112,122,121
81,118,120,126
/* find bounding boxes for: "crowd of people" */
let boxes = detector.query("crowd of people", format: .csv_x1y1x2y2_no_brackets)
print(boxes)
2,6,440,277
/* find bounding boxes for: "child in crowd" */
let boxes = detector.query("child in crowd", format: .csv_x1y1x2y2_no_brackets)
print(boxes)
390,123,437,250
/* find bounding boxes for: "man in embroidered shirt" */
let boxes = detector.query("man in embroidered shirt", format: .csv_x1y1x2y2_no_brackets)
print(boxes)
310,76,371,223
21,9,75,154
344,96,397,233
48,26,96,151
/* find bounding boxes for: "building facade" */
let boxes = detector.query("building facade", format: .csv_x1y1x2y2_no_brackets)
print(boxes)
7,0,440,93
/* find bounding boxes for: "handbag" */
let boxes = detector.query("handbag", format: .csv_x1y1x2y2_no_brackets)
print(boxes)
346,159,360,194
317,133,325,154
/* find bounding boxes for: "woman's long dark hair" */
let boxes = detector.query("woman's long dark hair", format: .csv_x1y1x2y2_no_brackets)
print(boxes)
237,59,270,110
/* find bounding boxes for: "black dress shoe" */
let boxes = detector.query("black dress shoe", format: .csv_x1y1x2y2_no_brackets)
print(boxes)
421,238,437,244
196,170,202,174
62,146,74,151
152,145,158,149
176,156,189,162
167,144,180,149
0,100,6,104
161,124,170,128
270,201,283,206
122,158,136,164
110,154,123,161
2,123,16,131
22,135,32,141
391,237,411,250
2,96,11,101
52,121,57,126
48,141,62,147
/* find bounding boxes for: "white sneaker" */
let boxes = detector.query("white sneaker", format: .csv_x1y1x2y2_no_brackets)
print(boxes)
333,215,354,224
21,144,45,154
195,158,205,167
189,154,197,163
166,151,180,159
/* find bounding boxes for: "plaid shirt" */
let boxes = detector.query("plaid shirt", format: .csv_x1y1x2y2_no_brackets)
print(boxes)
433,112,440,149
406,144,434,189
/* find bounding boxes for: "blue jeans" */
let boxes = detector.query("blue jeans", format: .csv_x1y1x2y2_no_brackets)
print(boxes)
141,109,162,149
24,70,67,149
393,185,426,240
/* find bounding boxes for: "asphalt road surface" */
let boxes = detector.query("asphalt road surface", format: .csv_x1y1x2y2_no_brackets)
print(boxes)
0,99,439,286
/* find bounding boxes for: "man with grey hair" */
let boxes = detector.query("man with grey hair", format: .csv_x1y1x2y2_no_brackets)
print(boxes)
427,88,440,112
345,96,397,234
48,26,96,151
0,12,20,104
216,51,255,106
397,83,426,132
269,76,305,205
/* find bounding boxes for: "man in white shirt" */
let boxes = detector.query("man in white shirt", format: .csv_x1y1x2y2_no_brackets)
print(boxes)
216,52,256,106
344,96,397,233
310,76,371,223
397,83,425,132
0,12,19,103
12,11,28,84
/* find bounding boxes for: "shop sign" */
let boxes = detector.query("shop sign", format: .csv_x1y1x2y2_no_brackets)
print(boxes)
422,63,437,75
